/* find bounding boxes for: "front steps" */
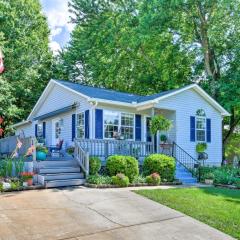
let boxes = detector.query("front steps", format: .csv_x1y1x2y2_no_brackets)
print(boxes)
36,160,85,188
175,162,197,184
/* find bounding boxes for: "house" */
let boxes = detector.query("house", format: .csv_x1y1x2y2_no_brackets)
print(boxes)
14,79,230,169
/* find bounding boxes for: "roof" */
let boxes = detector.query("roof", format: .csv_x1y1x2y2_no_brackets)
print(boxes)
55,80,180,104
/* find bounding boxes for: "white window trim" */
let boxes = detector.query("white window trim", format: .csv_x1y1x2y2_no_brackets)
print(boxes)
195,116,206,142
103,110,135,141
76,111,85,139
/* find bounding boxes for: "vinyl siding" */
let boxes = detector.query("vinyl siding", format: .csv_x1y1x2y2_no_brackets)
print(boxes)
155,89,222,166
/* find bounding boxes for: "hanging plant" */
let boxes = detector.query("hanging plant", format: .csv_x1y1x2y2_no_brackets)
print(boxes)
150,115,172,135
196,142,207,153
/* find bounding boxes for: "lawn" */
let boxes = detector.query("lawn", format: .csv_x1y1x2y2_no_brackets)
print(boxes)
135,187,240,239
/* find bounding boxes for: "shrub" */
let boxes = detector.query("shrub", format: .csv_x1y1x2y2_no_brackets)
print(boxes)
132,175,146,184
112,173,129,187
143,154,175,182
0,182,3,192
204,172,215,180
87,174,112,185
146,173,161,185
89,157,101,175
106,155,139,182
213,170,234,185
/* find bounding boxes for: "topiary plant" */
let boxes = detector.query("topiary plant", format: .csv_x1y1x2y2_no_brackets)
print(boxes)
106,155,139,182
143,154,175,182
150,115,172,135
89,157,101,175
112,173,129,187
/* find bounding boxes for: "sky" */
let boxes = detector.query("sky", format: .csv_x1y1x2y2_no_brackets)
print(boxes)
40,0,74,54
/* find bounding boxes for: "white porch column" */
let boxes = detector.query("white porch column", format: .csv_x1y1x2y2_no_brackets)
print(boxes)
151,108,155,153
157,131,160,153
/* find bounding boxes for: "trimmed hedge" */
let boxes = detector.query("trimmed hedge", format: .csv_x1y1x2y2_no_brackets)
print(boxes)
143,154,175,182
106,155,139,182
89,157,101,175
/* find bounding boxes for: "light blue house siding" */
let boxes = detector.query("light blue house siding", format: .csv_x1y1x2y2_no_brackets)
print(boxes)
14,80,228,166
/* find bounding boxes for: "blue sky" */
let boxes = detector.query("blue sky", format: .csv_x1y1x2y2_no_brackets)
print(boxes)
40,0,74,54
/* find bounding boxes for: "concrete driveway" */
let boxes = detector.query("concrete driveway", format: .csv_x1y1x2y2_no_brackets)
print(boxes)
0,187,234,240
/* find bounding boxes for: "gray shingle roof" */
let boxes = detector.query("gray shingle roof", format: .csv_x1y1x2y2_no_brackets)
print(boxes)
55,80,183,104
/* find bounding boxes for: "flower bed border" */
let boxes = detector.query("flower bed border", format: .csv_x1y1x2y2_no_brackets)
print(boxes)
0,185,45,193
214,183,240,190
85,181,182,189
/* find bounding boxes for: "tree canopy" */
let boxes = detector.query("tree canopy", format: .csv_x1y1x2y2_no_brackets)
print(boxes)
0,0,52,135
54,0,240,151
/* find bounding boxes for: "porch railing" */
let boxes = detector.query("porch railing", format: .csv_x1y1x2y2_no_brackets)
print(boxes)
75,138,154,158
172,141,200,177
74,139,89,176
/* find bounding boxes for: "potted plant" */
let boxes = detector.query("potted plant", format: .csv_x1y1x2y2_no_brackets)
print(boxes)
160,134,167,143
196,142,207,153
21,172,34,186
204,172,214,185
36,145,48,161
66,146,75,156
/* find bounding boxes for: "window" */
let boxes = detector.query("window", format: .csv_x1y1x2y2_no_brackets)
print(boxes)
76,112,84,138
37,123,43,138
104,111,119,139
196,109,206,142
103,110,134,140
121,113,134,140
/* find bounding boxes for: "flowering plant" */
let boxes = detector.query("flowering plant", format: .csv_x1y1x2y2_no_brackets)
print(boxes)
20,172,34,181
146,172,161,185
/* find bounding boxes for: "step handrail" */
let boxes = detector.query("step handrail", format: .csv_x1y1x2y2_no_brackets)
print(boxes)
172,141,200,177
74,139,89,177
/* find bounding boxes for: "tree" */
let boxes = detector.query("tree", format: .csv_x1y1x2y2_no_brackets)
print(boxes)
0,0,52,135
55,0,193,94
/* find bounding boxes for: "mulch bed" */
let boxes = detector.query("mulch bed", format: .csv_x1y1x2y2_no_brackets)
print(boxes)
85,181,182,189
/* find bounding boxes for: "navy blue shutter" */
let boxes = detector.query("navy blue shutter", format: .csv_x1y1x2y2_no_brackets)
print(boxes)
42,122,46,138
95,109,103,139
190,116,195,142
72,114,76,141
35,124,38,137
206,118,211,142
85,110,89,139
135,114,142,141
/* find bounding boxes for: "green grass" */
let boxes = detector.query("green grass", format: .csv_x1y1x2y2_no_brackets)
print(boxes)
135,187,240,239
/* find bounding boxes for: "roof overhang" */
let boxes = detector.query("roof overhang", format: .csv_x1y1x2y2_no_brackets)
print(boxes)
12,120,31,128
33,103,77,121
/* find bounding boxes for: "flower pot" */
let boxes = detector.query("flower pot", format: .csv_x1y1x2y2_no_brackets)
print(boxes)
27,179,33,186
36,151,47,161
23,182,28,187
205,179,213,185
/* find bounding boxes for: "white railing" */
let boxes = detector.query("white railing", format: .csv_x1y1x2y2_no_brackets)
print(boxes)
74,139,89,176
75,138,154,158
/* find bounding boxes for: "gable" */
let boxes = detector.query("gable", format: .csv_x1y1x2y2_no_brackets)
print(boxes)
28,82,91,120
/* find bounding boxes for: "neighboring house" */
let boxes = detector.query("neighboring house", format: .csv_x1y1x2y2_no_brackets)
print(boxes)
14,79,230,166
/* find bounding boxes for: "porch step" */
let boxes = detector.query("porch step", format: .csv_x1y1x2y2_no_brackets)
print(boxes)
39,172,84,181
37,160,78,168
39,167,81,174
45,178,86,188
175,163,197,185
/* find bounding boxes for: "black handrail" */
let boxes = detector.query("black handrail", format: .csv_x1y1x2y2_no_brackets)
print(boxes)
172,141,200,179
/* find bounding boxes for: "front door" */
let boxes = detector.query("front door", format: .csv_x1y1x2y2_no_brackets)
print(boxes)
52,119,61,145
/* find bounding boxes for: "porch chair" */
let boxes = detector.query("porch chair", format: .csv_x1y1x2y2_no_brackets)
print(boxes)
49,139,64,157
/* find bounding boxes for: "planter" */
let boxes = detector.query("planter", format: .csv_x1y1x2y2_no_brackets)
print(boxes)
36,151,47,161
205,179,214,185
23,182,28,187
27,179,33,186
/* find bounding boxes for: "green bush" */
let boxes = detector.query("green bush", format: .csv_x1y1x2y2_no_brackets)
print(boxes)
87,175,112,185
106,155,139,182
132,175,146,184
143,154,175,182
89,157,101,175
146,173,161,185
112,173,129,187
0,182,3,192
